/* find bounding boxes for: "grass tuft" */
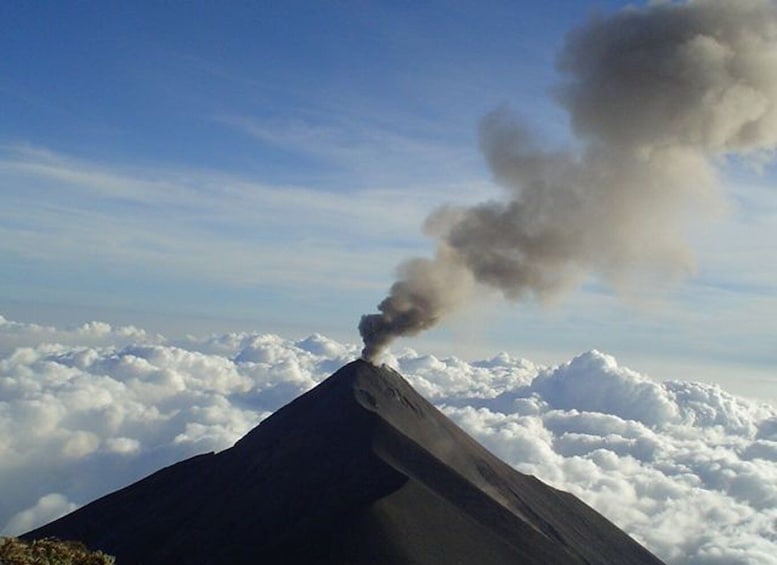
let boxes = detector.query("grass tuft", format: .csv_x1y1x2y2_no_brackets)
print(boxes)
0,537,115,565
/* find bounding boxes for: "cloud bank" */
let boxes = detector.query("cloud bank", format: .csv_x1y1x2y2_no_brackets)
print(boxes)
1,315,776,564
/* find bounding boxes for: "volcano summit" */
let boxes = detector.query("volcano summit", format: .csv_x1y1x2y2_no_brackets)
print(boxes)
24,360,664,564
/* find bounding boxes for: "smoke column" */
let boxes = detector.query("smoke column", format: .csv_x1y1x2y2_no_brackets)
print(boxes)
360,0,777,362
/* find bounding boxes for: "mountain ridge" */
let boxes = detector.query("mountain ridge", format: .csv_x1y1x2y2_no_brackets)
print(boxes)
24,359,665,564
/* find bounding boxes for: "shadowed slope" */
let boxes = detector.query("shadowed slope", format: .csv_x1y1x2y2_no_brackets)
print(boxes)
25,360,665,564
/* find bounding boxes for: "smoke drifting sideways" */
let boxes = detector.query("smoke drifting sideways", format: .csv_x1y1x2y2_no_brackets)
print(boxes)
360,0,777,363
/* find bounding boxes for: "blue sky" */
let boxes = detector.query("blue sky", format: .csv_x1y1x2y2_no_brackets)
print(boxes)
1,1,775,401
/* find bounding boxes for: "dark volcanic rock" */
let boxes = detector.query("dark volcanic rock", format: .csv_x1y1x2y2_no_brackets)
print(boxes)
25,360,665,564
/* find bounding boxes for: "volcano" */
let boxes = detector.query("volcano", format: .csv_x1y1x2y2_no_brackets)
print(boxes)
24,360,665,564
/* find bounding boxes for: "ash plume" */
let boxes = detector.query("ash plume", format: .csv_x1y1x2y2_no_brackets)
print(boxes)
360,0,777,362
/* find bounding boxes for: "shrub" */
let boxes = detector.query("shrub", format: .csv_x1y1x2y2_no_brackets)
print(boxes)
0,537,115,565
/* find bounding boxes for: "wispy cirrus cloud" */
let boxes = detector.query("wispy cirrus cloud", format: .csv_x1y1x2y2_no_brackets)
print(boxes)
1,144,485,291
212,111,481,187
1,139,774,383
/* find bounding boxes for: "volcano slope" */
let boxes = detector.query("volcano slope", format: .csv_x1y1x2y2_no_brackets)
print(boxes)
24,359,665,564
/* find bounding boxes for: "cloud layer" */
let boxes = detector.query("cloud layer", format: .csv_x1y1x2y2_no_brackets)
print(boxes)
1,315,776,564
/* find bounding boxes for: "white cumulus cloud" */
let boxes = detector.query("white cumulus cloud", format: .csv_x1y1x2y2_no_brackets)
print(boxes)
0,315,775,564
2,494,78,537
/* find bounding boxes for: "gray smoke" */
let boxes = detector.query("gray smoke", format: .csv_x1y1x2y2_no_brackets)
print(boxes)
360,0,777,362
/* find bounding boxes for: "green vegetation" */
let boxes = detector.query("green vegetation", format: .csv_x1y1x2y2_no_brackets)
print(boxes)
0,537,115,565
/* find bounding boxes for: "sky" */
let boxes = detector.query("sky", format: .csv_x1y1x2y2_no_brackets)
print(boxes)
1,0,776,404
